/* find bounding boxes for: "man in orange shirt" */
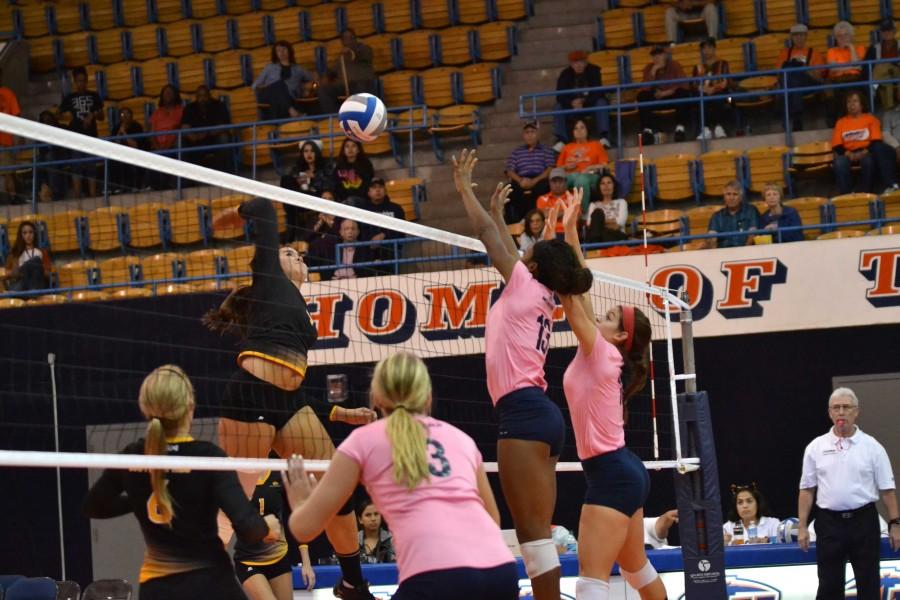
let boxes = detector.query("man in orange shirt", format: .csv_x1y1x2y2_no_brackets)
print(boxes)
777,24,825,131
832,91,898,194
0,70,21,203
535,168,573,236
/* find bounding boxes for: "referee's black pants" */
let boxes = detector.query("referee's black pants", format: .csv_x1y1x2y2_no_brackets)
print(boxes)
814,503,881,600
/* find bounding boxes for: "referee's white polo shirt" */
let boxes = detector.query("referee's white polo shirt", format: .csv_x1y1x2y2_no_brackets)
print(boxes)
799,427,896,511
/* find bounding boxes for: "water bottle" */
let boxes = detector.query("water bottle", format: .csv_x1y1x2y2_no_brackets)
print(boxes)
748,520,758,543
732,521,744,545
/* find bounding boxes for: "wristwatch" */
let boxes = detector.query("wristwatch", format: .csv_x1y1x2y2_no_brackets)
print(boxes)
889,518,900,527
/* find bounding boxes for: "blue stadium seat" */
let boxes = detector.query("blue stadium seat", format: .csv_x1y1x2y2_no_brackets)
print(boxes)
0,575,25,596
5,577,56,600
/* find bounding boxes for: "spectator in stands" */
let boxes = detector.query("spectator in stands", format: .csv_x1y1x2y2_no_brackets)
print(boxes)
826,22,867,125
181,85,232,173
832,90,898,195
280,140,333,241
553,51,610,151
305,205,340,274
518,209,546,253
706,180,760,248
357,500,396,564
59,66,103,198
505,121,556,223
35,110,69,202
360,177,405,272
644,510,679,549
4,221,52,292
318,29,377,115
865,19,899,112
0,69,20,203
536,168,573,236
723,483,779,545
331,138,374,205
692,37,731,139
758,183,803,243
585,173,628,243
777,24,825,132
557,119,608,207
638,46,691,145
331,219,374,280
665,0,718,44
253,41,316,119
882,88,900,162
149,84,184,189
109,106,149,194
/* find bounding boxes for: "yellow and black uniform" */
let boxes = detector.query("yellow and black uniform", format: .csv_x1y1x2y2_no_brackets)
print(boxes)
221,197,319,428
83,438,270,600
233,471,293,583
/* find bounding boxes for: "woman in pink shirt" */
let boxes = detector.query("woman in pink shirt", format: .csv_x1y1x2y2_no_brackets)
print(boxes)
454,149,593,600
283,352,518,599
557,197,666,600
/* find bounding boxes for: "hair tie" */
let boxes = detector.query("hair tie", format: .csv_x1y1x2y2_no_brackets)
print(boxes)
621,305,635,353
393,405,408,412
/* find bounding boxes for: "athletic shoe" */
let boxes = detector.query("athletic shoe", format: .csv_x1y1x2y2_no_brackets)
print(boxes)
599,136,611,148
641,129,655,146
673,125,686,142
714,125,727,139
333,581,376,600
697,127,712,140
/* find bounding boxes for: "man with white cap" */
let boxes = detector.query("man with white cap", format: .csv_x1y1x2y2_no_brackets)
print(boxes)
776,23,825,131
797,387,900,599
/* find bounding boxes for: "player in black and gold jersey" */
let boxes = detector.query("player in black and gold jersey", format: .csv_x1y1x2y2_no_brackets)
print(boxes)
206,197,376,599
234,469,316,599
83,365,281,600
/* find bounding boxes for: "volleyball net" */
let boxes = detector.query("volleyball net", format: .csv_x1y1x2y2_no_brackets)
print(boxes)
0,111,696,500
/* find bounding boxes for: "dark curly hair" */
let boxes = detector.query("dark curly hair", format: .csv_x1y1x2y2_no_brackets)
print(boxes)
529,239,593,295
727,483,771,523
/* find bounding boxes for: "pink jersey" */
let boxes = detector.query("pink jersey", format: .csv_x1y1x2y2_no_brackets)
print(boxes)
562,330,626,460
337,416,514,582
484,261,556,403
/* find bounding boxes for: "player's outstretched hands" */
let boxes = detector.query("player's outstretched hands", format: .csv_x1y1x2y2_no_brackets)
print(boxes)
263,514,283,543
282,454,318,509
490,182,513,215
562,194,581,236
339,406,378,425
212,207,244,233
543,203,560,240
452,148,478,194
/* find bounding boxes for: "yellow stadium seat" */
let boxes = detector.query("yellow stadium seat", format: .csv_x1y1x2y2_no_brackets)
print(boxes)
138,57,175,96
0,298,26,309
588,49,624,89
641,5,671,45
121,0,151,27
304,4,341,41
28,36,58,73
47,210,87,253
760,0,799,32
223,0,255,15
428,104,480,154
84,0,116,31
141,252,183,282
435,26,476,66
598,9,637,49
751,33,787,72
260,0,291,8
60,32,92,69
127,202,167,248
271,120,318,152
8,214,48,241
698,150,742,197
30,294,68,305
212,195,252,240
495,0,529,20
240,125,274,167
478,21,515,62
381,70,419,107
882,190,900,221
197,15,232,53
789,141,833,179
111,287,154,298
419,0,452,28
98,255,141,287
723,3,759,36
177,54,211,92
459,62,498,104
156,0,186,23
222,86,261,123
156,283,196,295
163,19,196,57
382,0,415,33
17,3,51,38
746,146,788,193
715,37,749,74
54,2,83,34
57,259,99,289
385,178,422,220
636,209,685,238
363,34,396,73
784,196,827,239
648,154,695,203
168,199,209,245
456,0,491,25
94,29,127,64
669,41,700,71
831,193,877,232
270,7,304,43
87,207,126,252
684,205,720,236
807,0,840,29
290,41,320,73
190,0,221,19
421,67,459,108
102,62,138,100
184,248,225,281
627,45,653,87
818,230,865,240
223,244,255,287
867,224,900,235
233,12,268,50
396,30,435,70
344,0,378,38
72,290,110,302
846,0,884,24
130,24,162,61
210,50,247,89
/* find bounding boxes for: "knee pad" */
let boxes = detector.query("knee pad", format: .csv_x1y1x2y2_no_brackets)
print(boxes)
621,560,658,591
520,539,560,579
576,576,609,600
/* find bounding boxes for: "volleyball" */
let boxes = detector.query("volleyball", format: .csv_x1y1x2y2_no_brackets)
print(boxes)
338,93,388,143
777,518,800,544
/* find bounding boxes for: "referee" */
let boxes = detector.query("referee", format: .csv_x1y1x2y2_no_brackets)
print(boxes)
797,387,900,599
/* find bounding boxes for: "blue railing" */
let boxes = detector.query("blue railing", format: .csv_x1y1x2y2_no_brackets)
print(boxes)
519,56,900,152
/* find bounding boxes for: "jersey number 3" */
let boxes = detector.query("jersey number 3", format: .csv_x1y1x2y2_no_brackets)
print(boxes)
535,314,551,355
426,439,451,478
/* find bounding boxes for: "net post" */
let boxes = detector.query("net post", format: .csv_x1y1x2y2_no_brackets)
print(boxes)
679,291,697,394
48,352,66,581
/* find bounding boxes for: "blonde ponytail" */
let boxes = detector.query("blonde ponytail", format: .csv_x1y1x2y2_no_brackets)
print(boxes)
145,417,174,524
371,353,433,490
138,365,195,525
